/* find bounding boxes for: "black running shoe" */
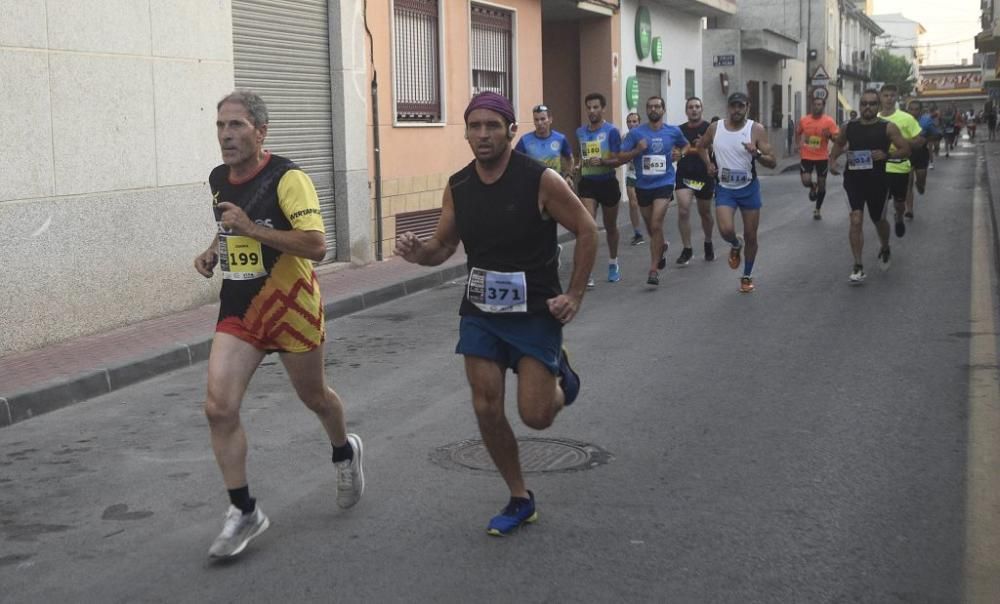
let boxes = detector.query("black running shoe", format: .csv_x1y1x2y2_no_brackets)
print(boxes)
657,242,668,270
808,184,817,201
675,247,693,266
646,270,660,286
704,241,715,261
895,219,906,238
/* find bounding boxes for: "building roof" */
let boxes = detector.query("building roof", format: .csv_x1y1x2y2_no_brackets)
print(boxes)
871,13,927,34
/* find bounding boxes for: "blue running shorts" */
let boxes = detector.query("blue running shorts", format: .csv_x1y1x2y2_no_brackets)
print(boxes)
715,178,762,210
456,314,562,375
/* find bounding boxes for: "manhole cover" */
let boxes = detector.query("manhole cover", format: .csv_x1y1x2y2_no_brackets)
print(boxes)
431,437,612,474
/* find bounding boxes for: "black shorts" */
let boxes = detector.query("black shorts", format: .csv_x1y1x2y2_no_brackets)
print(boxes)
910,147,930,170
635,185,675,208
578,176,621,207
844,175,889,223
674,170,715,200
886,172,909,203
800,159,829,177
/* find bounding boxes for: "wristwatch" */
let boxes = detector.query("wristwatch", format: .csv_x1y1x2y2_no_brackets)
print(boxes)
753,148,764,158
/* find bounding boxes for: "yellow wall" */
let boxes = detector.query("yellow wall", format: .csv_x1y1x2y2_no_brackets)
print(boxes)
367,0,544,257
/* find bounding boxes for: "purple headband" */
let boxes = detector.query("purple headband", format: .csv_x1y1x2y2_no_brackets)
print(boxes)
464,91,516,125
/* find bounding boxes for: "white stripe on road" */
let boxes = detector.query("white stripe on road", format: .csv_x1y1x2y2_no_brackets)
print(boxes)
963,155,1000,603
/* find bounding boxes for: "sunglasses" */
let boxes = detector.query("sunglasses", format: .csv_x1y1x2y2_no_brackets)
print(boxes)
532,104,549,113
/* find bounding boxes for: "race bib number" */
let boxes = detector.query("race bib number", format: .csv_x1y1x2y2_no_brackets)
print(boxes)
584,141,602,159
719,168,750,185
642,154,668,176
467,268,527,313
847,150,874,171
807,135,822,148
219,233,266,280
682,178,705,191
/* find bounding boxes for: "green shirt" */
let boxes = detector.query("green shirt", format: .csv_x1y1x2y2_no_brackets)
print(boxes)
879,109,922,174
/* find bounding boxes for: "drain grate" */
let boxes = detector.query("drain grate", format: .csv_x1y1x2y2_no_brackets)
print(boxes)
431,437,612,474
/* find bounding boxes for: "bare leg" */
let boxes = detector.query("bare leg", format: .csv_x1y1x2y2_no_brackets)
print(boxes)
601,203,620,260
675,188,695,249
697,196,715,243
627,187,642,234
204,333,266,489
740,208,761,273
640,198,670,271
281,345,348,447
515,356,563,430
465,356,527,498
849,210,864,264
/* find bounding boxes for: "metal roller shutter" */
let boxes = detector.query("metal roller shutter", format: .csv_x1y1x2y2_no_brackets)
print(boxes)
232,0,337,261
636,67,663,113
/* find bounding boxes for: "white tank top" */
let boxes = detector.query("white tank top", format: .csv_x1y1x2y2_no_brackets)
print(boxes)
713,119,756,189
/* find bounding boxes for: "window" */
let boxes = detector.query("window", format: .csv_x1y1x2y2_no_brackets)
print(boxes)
684,69,696,100
747,80,760,122
393,0,442,122
771,84,783,128
470,3,514,99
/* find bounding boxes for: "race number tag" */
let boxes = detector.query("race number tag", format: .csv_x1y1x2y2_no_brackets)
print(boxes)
719,168,750,185
584,141,602,159
642,155,668,176
846,150,874,170
467,268,527,313
807,135,822,148
682,178,705,191
219,234,266,280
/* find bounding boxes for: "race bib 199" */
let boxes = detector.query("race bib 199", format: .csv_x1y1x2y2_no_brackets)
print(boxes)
467,268,527,313
219,233,267,280
682,178,705,191
847,150,874,170
719,168,750,185
642,154,668,176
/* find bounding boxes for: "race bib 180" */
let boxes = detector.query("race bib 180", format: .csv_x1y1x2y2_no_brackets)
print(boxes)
219,233,267,280
584,141,602,159
467,268,528,313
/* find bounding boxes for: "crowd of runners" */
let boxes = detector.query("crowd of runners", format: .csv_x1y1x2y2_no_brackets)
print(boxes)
192,83,979,559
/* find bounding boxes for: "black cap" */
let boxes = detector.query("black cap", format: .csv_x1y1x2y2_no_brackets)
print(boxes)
727,92,750,105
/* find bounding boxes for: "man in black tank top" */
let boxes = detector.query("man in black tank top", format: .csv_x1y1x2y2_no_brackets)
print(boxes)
673,97,716,264
829,89,911,284
395,92,598,536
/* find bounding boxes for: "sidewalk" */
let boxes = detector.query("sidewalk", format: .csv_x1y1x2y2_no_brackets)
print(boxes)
0,252,468,428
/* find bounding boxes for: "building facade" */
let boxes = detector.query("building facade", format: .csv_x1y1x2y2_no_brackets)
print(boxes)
836,0,882,120
915,63,988,113
0,0,369,354
871,13,926,79
976,0,1000,106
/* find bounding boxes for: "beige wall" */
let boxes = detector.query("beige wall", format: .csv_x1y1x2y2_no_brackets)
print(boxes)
0,0,232,353
368,0,544,257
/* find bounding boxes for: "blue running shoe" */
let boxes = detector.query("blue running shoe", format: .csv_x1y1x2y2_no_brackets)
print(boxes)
608,263,621,282
558,346,580,406
487,491,537,536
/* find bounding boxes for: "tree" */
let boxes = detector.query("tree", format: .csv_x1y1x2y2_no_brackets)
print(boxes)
871,48,915,97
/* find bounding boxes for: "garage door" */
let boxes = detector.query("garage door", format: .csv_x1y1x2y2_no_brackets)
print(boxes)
232,0,337,261
636,67,663,113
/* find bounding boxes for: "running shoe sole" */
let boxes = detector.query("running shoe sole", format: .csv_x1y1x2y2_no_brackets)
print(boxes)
487,512,538,537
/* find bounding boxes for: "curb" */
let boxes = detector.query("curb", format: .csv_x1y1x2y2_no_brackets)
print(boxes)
0,230,591,428
979,144,1000,283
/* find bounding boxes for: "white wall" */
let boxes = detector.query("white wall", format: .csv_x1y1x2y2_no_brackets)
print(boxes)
619,1,704,126
0,0,234,353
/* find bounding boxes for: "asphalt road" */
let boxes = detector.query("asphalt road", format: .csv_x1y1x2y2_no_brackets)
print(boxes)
1,142,994,603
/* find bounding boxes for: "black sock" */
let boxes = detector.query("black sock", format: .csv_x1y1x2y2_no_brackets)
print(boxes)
816,190,826,209
332,440,354,463
228,485,255,514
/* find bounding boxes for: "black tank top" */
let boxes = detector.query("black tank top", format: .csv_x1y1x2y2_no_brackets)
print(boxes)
844,120,891,181
676,121,710,177
451,151,561,316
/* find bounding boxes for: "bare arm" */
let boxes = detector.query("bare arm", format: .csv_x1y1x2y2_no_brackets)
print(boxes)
887,123,911,160
538,170,597,323
216,202,326,262
194,234,220,278
394,185,461,266
827,122,851,173
697,122,717,176
750,123,777,169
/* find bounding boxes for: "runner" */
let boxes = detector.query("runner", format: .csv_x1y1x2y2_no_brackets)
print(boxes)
696,92,777,293
576,93,624,286
395,92,597,536
673,97,716,263
619,95,690,286
905,99,939,216
514,104,574,188
985,101,997,142
829,88,911,283
194,89,364,558
877,84,924,238
796,97,839,219
624,112,646,246
941,104,959,157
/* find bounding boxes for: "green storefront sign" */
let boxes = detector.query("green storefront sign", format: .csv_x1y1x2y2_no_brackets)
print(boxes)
635,7,651,59
625,76,639,110
652,37,663,62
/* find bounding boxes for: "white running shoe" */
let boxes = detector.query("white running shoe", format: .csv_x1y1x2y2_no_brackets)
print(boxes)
208,505,269,558
586,275,596,289
335,433,365,509
849,265,866,284
878,248,891,272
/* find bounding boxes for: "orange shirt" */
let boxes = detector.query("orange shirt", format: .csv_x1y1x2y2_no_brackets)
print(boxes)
797,114,840,160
